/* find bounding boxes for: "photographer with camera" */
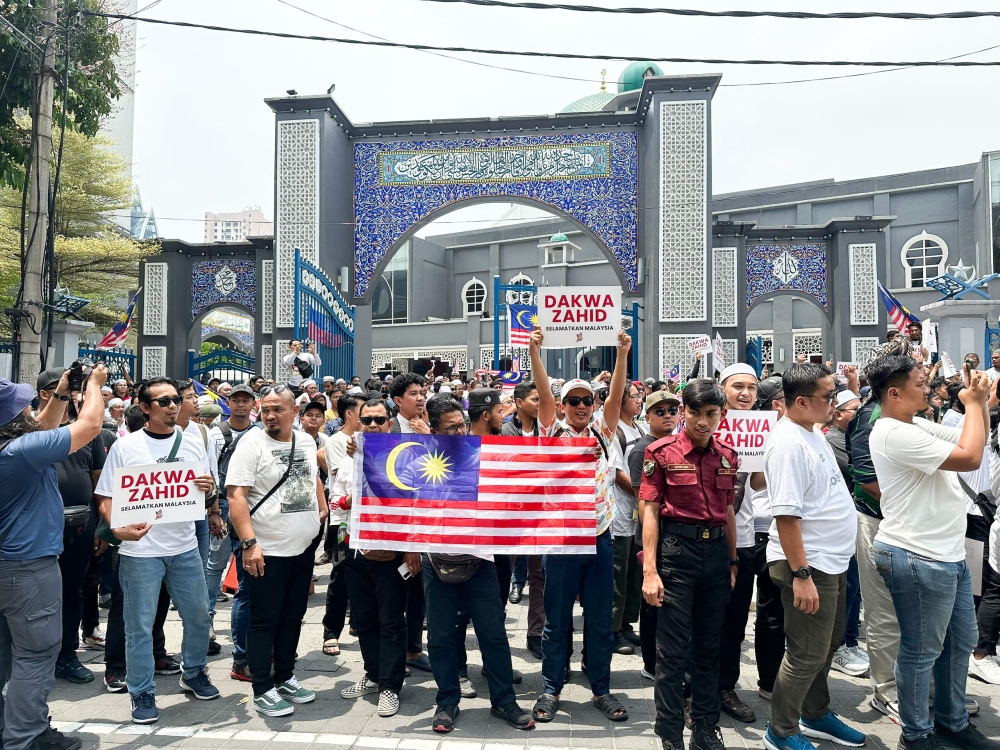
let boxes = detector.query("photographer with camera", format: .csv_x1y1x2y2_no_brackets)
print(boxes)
282,340,321,392
0,362,109,750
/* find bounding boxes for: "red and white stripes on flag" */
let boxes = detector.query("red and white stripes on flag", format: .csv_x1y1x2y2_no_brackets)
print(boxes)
352,436,598,555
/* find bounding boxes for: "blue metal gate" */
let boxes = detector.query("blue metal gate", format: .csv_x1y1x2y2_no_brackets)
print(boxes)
294,249,355,381
79,346,136,380
188,348,256,383
987,326,1000,360
492,276,640,381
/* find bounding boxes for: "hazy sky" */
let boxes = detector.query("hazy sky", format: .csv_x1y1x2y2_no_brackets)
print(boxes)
129,0,1000,242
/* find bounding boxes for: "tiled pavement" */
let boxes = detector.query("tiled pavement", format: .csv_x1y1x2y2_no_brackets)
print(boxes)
48,570,1000,750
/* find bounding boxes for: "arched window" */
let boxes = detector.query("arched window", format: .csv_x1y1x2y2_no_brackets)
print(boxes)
901,231,948,288
509,272,533,287
462,277,487,317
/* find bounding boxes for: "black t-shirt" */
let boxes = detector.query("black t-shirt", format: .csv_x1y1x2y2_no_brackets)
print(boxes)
56,433,107,508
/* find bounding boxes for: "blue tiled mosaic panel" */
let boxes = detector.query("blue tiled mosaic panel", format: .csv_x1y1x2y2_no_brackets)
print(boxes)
746,243,827,310
191,260,257,319
200,326,254,349
355,131,639,298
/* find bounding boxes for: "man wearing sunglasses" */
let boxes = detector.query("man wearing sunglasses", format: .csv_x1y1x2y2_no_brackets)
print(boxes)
527,326,632,725
95,378,220,724
626,390,680,680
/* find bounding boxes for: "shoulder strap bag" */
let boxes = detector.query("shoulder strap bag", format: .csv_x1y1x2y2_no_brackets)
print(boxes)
228,433,296,540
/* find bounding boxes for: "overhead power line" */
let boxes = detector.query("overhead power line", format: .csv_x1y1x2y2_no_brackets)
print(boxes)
79,12,1000,68
410,0,1000,20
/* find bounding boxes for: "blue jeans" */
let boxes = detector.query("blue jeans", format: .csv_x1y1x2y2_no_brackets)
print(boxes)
205,500,230,618
119,548,211,697
422,557,517,707
842,555,861,648
230,538,251,665
541,529,614,697
873,541,977,740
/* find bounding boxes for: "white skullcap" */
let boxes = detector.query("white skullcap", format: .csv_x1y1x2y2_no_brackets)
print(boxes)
719,363,758,383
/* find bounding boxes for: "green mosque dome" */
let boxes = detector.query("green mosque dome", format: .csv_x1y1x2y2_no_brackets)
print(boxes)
549,233,569,243
617,61,664,93
559,92,616,114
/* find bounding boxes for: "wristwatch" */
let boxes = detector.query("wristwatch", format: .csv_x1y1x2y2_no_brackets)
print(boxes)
241,538,257,550
793,566,813,579
52,392,70,402
730,560,740,568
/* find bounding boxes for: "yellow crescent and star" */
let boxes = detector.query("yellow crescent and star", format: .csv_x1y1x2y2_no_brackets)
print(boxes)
515,309,538,329
385,441,455,492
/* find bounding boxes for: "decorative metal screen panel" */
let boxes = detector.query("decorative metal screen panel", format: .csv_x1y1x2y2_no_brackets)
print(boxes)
142,346,166,379
723,340,738,370
262,260,274,334
793,331,824,357
372,347,469,373
659,334,705,377
712,247,737,327
277,120,320,327
746,332,775,365
274,340,289,380
849,244,878,325
142,263,167,335
260,345,273,382
851,337,881,364
480,345,527,370
659,101,707,322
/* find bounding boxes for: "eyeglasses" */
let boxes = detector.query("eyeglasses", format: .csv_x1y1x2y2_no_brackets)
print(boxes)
652,406,679,417
439,424,468,435
803,392,837,405
259,384,289,397
151,395,183,407
564,396,594,407
360,415,388,426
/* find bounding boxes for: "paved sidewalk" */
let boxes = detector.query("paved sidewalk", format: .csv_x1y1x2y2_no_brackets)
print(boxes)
48,566,1000,750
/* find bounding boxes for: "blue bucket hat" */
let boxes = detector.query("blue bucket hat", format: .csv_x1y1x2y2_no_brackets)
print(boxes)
0,378,35,428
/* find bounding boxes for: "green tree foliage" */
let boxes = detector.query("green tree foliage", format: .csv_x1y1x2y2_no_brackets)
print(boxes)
0,0,124,190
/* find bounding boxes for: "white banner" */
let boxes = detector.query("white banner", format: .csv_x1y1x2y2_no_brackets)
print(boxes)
940,351,958,378
714,411,778,473
922,318,938,354
538,286,621,348
110,462,206,527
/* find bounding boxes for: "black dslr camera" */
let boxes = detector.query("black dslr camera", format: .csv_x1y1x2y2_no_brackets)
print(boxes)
67,357,94,392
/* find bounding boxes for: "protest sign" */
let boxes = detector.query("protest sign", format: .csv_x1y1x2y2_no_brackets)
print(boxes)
687,335,712,355
713,332,726,373
940,352,958,378
835,362,858,383
714,410,777,473
922,318,938,354
537,286,621,348
110,461,206,527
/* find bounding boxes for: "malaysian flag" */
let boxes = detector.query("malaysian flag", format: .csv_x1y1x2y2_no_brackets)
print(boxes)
878,281,920,333
192,380,230,417
96,288,141,349
508,304,537,346
307,308,344,349
351,433,597,555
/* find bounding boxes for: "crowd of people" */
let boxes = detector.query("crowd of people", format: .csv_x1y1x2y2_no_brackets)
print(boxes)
1,330,1000,750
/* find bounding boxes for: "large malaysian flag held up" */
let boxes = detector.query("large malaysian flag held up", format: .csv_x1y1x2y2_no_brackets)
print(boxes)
351,433,597,555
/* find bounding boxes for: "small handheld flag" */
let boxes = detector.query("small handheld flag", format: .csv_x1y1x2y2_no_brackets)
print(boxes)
668,363,681,381
878,281,920,333
97,288,141,350
192,380,230,417
508,304,537,346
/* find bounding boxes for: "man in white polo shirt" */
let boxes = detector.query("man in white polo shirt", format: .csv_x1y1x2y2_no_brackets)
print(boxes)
869,355,994,750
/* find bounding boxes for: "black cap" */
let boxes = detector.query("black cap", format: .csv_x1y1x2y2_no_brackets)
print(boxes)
301,399,326,415
468,388,501,409
36,366,66,393
756,376,784,408
229,384,256,398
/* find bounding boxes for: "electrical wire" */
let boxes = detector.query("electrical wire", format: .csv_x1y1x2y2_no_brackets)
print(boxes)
409,0,1000,21
79,11,1000,68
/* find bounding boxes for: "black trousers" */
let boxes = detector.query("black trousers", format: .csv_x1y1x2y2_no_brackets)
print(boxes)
105,551,169,673
494,555,513,605
323,547,350,642
753,532,787,692
654,531,731,743
406,574,424,655
640,600,657,674
82,553,100,637
244,548,314,696
976,546,1000,654
57,515,98,660
718,546,755,692
344,552,408,693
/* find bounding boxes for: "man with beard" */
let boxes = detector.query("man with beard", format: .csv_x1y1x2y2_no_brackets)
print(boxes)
0,366,109,750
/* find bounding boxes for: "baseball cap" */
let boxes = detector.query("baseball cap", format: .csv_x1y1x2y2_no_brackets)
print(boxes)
196,395,214,406
468,388,501,409
199,403,223,420
0,378,36,428
645,391,680,411
719,363,758,383
756,376,784,408
835,390,861,410
36,366,66,392
302,399,326,416
229,384,255,398
560,379,595,401
643,377,656,386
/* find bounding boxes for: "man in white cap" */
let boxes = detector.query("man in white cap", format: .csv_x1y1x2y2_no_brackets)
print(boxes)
527,326,632,724
106,398,128,437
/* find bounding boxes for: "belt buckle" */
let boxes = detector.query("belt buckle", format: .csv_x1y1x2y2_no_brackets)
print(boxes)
701,529,710,540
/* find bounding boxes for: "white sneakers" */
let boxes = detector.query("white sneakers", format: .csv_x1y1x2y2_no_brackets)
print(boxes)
968,653,1000,685
831,645,869,677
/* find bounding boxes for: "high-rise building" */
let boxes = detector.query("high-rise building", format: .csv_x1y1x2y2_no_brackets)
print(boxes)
131,190,158,240
102,0,137,234
204,208,273,243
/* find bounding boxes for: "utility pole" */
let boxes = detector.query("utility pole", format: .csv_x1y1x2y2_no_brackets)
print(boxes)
18,0,59,385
